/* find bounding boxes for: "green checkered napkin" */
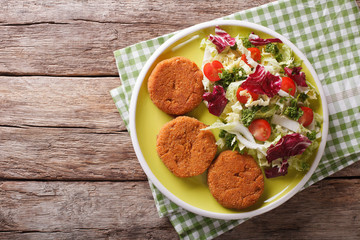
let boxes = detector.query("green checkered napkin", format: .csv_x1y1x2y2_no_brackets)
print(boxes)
111,0,360,239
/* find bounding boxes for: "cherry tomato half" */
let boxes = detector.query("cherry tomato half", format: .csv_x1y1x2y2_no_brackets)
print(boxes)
236,87,259,104
241,48,261,68
248,47,261,63
298,106,314,127
241,54,250,67
203,60,223,82
281,77,296,96
248,119,272,141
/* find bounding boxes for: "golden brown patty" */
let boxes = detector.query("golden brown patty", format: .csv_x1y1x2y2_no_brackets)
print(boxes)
156,116,217,177
208,150,264,209
148,56,204,115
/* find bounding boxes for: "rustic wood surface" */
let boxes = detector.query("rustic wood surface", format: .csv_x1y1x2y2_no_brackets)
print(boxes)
1,0,359,239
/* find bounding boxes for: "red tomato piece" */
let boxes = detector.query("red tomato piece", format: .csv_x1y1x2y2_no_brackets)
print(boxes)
298,106,314,127
248,119,272,141
281,77,296,96
241,54,250,67
203,60,223,82
236,87,259,104
241,48,261,68
248,47,261,62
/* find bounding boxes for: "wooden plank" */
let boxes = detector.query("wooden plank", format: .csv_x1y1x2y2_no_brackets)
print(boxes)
0,76,145,180
0,181,178,239
331,158,360,177
221,179,360,239
1,75,359,180
0,127,145,180
1,0,359,77
1,121,359,180
0,0,275,76
0,179,359,239
1,0,275,24
0,76,124,130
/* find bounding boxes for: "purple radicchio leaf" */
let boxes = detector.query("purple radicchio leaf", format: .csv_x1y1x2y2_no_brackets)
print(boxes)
284,66,308,87
266,133,312,163
248,33,282,46
208,26,236,53
202,85,228,116
265,161,289,178
241,65,281,98
264,133,311,178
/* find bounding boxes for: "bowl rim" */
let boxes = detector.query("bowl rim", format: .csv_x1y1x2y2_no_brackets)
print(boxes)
129,20,329,220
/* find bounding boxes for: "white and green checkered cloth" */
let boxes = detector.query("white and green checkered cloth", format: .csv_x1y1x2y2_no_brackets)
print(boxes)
110,0,360,239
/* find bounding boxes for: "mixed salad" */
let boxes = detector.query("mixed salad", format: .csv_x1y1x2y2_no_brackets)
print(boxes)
201,27,323,178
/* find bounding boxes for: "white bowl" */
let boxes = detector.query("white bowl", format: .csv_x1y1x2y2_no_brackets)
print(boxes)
129,20,329,220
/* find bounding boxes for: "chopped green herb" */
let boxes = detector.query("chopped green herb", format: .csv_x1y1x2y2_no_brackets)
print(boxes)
265,43,279,55
242,38,254,48
307,130,317,141
284,106,303,120
284,97,304,120
279,97,287,103
289,98,296,106
225,134,238,149
230,43,238,50
265,43,283,62
219,129,226,138
298,92,309,102
255,105,278,119
300,162,310,171
241,106,262,127
275,53,283,62
217,67,247,90
219,130,239,151
241,108,256,127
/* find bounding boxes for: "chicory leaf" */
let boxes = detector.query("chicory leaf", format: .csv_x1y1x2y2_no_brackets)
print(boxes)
266,133,312,163
208,26,236,53
249,33,282,46
284,66,308,87
265,161,289,178
203,85,228,116
241,65,281,98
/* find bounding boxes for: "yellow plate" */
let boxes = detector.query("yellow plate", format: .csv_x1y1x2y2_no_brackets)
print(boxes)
129,20,329,219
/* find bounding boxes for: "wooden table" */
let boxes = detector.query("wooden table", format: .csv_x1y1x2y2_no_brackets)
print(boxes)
1,1,359,239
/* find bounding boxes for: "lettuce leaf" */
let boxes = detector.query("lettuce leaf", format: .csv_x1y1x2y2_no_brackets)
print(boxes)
288,139,320,171
261,51,283,75
226,81,243,102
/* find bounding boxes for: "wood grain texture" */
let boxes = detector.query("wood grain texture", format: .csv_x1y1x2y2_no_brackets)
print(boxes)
0,76,146,180
0,181,178,239
0,179,359,239
0,0,275,76
1,75,359,180
1,0,360,239
0,76,124,130
0,127,145,180
1,117,359,180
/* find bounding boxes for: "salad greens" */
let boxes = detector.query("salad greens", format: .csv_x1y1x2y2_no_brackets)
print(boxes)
284,97,304,121
218,67,247,90
201,27,323,178
265,43,283,62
